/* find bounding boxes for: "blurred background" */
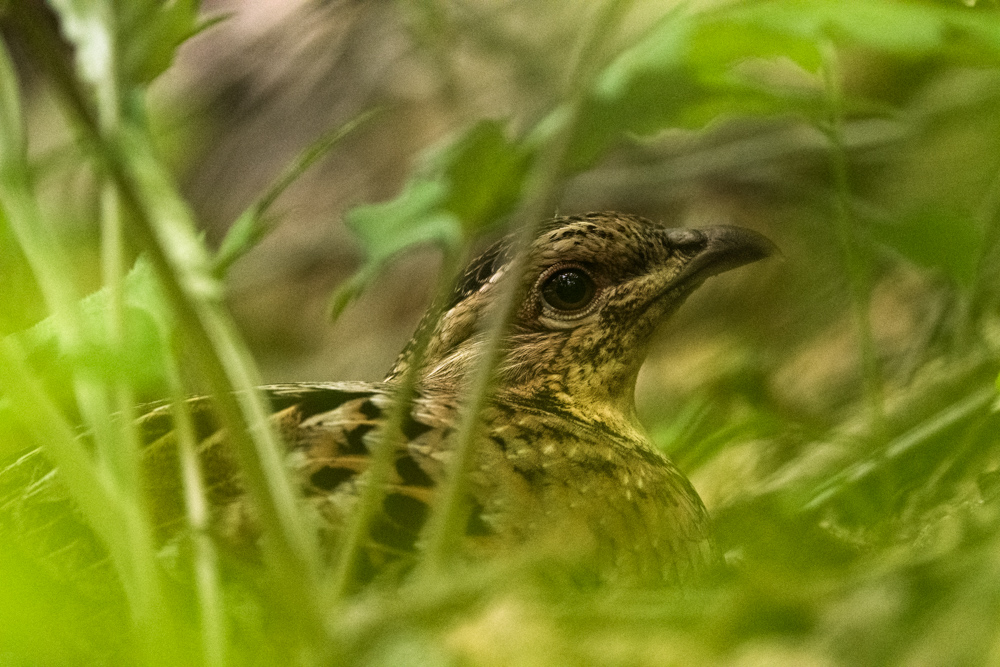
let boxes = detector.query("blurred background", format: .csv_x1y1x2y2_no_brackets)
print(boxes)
3,0,1000,663
162,0,801,520
162,0,842,402
154,0,1000,510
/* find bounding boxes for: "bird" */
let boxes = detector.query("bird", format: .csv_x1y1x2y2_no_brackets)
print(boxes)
2,212,775,588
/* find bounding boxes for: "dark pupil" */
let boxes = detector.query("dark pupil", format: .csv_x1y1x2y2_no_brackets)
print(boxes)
541,269,594,311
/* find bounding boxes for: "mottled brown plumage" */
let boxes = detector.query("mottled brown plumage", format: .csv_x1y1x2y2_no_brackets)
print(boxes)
2,212,774,586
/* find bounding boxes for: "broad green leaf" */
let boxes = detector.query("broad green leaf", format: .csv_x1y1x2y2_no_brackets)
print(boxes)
434,120,530,230
565,12,702,170
345,179,461,266
671,78,826,129
333,179,459,317
699,0,1000,71
690,20,822,74
336,121,527,314
13,258,173,392
951,12,1000,57
683,0,1000,128
345,120,527,260
709,0,946,57
118,0,214,85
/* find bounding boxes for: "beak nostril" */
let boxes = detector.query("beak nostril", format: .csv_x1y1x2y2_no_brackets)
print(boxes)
668,224,777,286
665,228,705,248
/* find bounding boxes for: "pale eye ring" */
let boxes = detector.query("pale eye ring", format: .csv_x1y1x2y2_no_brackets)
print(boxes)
540,267,596,312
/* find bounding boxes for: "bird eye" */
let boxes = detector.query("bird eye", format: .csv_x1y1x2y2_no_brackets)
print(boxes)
540,268,596,312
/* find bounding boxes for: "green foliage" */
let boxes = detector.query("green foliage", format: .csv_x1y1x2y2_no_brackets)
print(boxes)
347,119,529,250
215,108,382,276
333,119,528,315
117,0,207,84
561,10,692,168
701,0,1000,61
869,205,985,287
2,0,1000,665
13,259,173,400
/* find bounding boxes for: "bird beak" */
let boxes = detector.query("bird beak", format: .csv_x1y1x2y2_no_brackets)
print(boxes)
670,225,778,286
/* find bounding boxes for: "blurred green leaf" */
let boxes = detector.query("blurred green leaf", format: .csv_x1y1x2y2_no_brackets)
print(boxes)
215,107,381,276
708,1,947,57
46,0,208,88
565,11,702,169
700,0,1000,67
346,179,460,265
566,0,1000,163
12,258,172,393
44,0,115,91
869,206,985,287
118,0,210,85
336,120,527,314
333,179,457,317
345,120,528,260
434,120,530,228
951,12,1000,58
690,19,822,74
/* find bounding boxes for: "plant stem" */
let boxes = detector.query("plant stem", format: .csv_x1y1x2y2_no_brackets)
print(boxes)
326,246,464,602
821,41,886,440
0,30,172,661
967,162,1000,331
214,107,383,276
417,0,637,577
7,5,329,645
167,350,227,667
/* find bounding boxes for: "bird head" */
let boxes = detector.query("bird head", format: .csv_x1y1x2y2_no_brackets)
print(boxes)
391,212,776,422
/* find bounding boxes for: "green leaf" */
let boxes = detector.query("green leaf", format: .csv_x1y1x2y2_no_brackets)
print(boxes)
328,269,376,321
952,12,1000,57
690,19,823,74
334,178,459,316
117,0,209,85
346,179,461,266
699,0,1000,70
869,206,985,288
434,120,530,230
674,1,1000,132
12,258,173,393
709,0,946,57
336,121,527,313
44,0,116,90
565,12,702,170
46,0,207,89
215,108,381,275
345,120,528,259
563,3,846,170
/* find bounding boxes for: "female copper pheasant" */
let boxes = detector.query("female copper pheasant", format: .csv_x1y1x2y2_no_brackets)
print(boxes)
4,212,774,586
